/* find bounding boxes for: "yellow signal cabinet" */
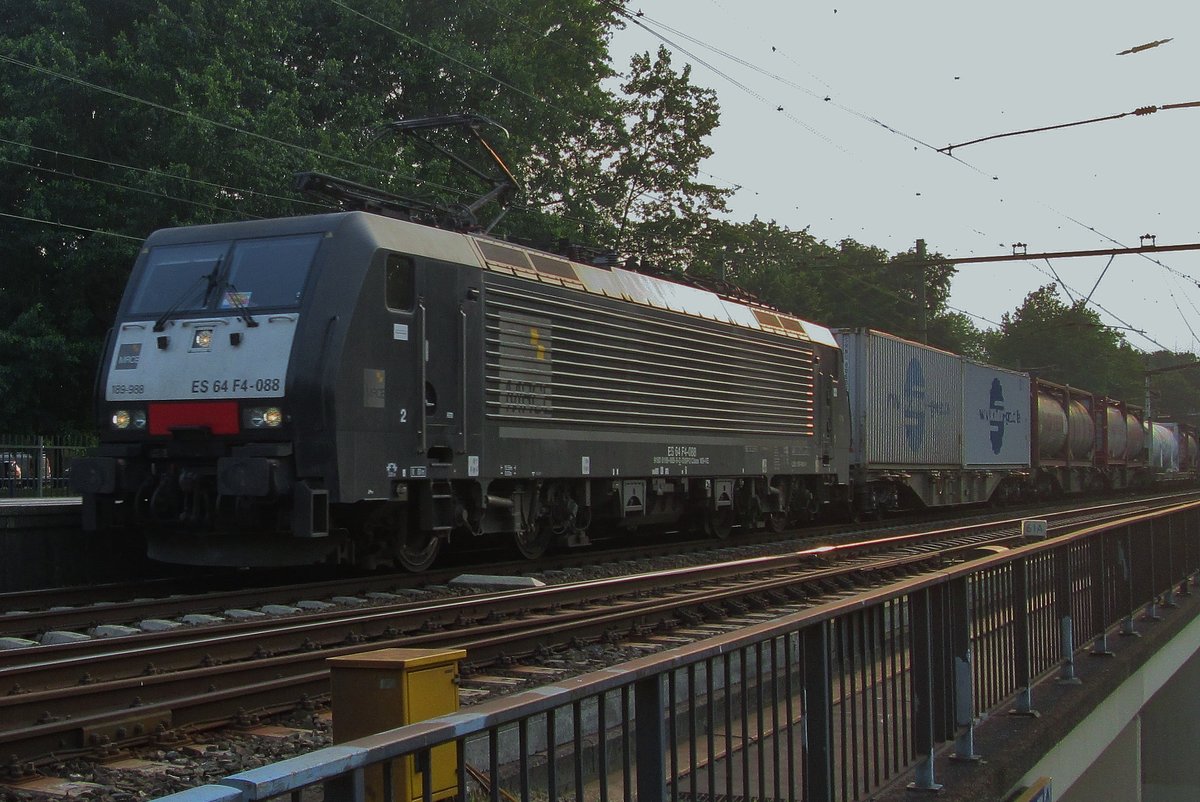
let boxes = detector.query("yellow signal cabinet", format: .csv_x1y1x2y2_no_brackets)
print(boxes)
328,648,466,802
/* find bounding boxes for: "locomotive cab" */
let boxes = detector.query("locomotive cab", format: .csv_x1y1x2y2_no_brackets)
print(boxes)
72,219,328,562
70,212,480,567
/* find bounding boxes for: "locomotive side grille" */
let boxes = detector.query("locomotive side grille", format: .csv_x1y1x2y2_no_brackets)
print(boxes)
483,280,817,436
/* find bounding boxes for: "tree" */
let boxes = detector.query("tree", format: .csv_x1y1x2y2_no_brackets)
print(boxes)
984,285,1143,399
607,47,730,263
1142,350,1200,420
687,221,980,355
534,46,731,264
0,0,628,429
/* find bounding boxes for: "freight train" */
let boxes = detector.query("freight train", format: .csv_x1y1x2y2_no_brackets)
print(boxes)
69,203,1195,569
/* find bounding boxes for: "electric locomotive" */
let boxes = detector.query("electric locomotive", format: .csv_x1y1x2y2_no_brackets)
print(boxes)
71,209,852,569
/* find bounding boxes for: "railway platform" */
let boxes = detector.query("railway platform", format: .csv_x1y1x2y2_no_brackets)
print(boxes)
0,496,159,592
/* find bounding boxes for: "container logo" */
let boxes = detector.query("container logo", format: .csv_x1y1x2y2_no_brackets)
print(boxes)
904,357,925,451
989,378,1005,454
977,378,1022,454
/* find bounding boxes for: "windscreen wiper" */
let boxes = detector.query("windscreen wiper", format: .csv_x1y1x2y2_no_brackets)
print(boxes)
153,257,223,332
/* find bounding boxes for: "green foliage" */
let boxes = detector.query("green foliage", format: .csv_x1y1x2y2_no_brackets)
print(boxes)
687,220,981,356
0,303,95,432
604,47,731,261
499,45,733,259
983,285,1145,401
1142,350,1200,421
24,0,1181,437
0,0,628,428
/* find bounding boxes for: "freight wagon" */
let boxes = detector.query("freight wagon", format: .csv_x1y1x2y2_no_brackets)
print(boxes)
836,329,1031,515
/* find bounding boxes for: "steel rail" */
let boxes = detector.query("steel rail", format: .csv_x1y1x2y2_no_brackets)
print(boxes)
1,493,1191,764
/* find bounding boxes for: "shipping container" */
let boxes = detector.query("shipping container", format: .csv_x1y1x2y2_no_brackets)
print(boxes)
837,329,962,467
962,361,1032,467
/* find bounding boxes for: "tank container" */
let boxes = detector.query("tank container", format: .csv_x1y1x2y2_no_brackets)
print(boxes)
1036,392,1094,460
1148,423,1180,471
1105,406,1127,460
1125,412,1144,460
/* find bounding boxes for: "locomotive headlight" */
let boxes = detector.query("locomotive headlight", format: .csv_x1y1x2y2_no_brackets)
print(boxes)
110,409,147,430
191,328,214,350
246,406,284,428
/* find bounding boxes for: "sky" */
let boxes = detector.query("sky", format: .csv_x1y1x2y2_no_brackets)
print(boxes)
606,2,1200,354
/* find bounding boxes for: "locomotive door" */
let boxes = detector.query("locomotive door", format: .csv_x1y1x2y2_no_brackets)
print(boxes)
416,260,466,459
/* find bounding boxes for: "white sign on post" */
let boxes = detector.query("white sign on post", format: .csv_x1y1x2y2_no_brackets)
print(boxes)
1022,519,1048,540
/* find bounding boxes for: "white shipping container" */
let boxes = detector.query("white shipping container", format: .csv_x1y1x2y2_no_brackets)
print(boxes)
837,329,963,466
962,361,1032,467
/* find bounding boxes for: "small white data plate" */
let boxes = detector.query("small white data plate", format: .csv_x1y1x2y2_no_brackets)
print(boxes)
1022,519,1048,539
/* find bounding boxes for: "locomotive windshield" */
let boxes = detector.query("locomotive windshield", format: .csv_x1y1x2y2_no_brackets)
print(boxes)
129,241,226,316
129,233,321,316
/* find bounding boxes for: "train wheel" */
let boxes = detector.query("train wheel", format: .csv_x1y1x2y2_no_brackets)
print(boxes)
704,508,734,540
362,502,441,572
764,510,787,533
396,529,441,572
514,523,554,560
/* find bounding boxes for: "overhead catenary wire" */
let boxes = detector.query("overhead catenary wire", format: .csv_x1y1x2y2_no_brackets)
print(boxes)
939,101,1200,154
1026,261,1162,350
330,0,711,227
0,156,265,221
0,210,144,242
598,0,845,153
607,3,1200,353
0,53,476,204
5,5,1196,354
0,137,330,211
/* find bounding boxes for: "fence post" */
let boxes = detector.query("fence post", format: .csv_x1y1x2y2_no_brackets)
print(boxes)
37,435,46,498
1185,509,1199,592
1120,527,1140,637
1091,533,1115,657
323,767,366,802
908,588,943,791
1161,516,1179,609
1177,509,1193,597
1190,509,1200,588
948,577,980,762
1009,557,1039,717
1147,516,1166,619
1055,547,1081,685
635,675,666,802
802,621,834,802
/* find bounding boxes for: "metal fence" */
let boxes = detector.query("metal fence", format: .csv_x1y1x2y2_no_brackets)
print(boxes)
154,501,1200,802
0,433,94,498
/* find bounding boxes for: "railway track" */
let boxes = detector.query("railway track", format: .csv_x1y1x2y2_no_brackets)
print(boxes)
3,491,1191,767
0,490,1169,630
